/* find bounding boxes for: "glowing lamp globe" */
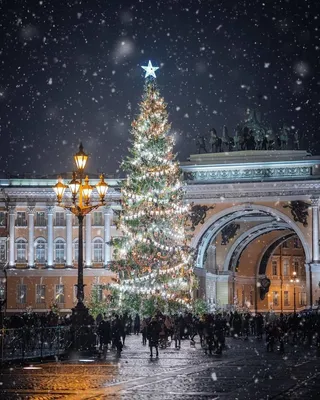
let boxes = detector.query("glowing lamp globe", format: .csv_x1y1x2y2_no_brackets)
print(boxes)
95,174,108,203
53,176,68,204
82,175,93,204
69,172,81,199
74,143,88,172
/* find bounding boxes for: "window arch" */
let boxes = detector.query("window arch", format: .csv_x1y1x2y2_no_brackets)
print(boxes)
93,237,103,262
16,238,27,262
35,237,46,263
55,238,65,263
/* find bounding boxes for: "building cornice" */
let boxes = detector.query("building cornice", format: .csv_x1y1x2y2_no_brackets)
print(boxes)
6,268,116,277
185,180,320,202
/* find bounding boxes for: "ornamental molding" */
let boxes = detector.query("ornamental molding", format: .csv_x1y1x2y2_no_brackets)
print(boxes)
6,268,116,277
185,180,320,201
184,166,311,182
310,197,320,207
1,188,120,201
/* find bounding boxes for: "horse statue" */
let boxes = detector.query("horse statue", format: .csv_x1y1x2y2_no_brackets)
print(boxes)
196,134,208,154
254,127,264,150
221,125,234,152
209,128,222,152
280,124,290,150
263,128,275,150
293,129,300,150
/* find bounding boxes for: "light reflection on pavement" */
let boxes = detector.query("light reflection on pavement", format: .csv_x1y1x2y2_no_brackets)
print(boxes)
0,334,319,399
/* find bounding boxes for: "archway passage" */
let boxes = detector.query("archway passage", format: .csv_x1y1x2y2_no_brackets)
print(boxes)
193,205,309,313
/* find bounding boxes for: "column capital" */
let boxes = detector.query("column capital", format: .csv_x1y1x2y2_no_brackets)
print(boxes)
27,206,35,215
8,206,16,215
46,205,55,214
66,209,73,216
104,206,114,216
310,197,320,207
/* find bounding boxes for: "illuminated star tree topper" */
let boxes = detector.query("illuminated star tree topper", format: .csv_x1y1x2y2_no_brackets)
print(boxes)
141,60,159,78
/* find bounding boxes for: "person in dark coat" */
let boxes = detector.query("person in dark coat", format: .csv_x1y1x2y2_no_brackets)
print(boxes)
134,313,140,335
98,316,111,351
112,315,123,355
147,317,161,358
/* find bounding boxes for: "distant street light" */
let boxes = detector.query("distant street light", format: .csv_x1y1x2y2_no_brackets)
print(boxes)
290,271,300,314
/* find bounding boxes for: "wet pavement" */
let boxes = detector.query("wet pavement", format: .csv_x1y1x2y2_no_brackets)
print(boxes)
0,334,319,399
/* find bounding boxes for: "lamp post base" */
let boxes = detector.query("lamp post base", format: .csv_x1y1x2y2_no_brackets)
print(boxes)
70,301,96,353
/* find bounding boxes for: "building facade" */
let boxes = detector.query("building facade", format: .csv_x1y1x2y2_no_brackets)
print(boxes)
0,176,121,313
1,150,320,314
184,150,320,313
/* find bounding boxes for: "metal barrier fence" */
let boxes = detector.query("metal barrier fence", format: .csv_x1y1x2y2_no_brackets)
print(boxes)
0,326,72,362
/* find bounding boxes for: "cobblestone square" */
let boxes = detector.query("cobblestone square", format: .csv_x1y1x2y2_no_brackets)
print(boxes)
1,335,319,399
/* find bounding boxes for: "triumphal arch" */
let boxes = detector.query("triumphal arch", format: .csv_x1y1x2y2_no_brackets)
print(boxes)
182,149,320,313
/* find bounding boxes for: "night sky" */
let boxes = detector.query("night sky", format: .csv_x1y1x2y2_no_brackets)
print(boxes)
0,0,319,177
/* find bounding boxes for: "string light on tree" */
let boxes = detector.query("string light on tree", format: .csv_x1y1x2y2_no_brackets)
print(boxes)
109,61,196,311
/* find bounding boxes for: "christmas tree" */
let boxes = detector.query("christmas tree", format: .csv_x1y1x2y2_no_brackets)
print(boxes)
110,61,195,311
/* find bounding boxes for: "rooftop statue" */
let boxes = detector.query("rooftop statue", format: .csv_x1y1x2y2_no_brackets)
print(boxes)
209,128,222,153
195,133,208,154
199,108,302,153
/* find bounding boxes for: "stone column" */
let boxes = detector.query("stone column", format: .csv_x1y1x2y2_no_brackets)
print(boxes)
8,206,15,267
27,206,35,268
311,197,320,262
66,210,73,267
85,213,92,267
46,206,54,268
104,207,113,267
305,263,312,307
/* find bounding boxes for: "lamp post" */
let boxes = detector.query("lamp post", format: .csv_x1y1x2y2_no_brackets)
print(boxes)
290,271,300,314
53,143,108,323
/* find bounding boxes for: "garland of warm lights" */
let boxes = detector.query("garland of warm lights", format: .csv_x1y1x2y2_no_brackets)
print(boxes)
121,258,192,284
111,73,195,309
122,182,182,200
131,165,179,180
119,223,185,241
122,203,189,220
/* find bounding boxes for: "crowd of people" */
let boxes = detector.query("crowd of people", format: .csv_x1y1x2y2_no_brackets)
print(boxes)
2,309,320,358
95,309,320,358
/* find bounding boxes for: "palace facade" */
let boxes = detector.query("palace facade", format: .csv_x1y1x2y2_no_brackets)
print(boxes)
1,150,320,314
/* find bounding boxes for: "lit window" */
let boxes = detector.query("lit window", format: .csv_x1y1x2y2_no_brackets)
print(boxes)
0,240,6,262
16,212,27,227
282,241,288,249
0,284,5,300
284,291,289,306
299,292,307,306
55,239,65,263
294,261,299,274
0,212,6,227
55,212,65,226
35,212,46,226
272,260,277,276
36,284,46,304
55,284,65,304
16,239,27,262
93,238,103,262
273,291,279,306
35,239,46,263
283,259,289,276
93,285,103,302
93,212,103,226
17,284,27,304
